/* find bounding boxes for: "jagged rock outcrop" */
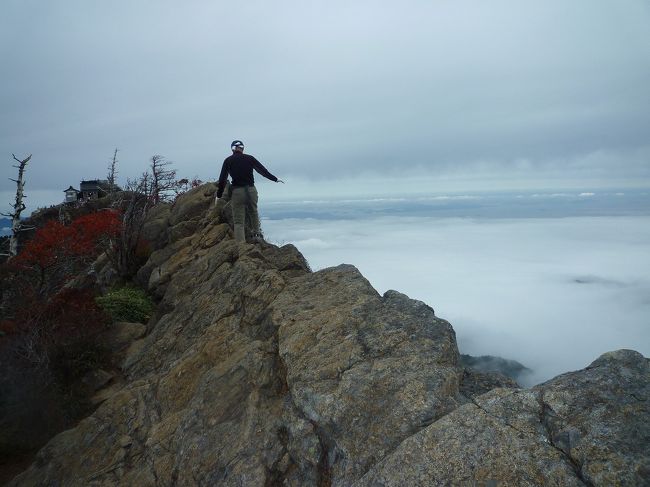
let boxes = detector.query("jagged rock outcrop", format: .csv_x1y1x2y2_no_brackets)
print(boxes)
9,186,650,486
355,349,650,486
140,183,218,252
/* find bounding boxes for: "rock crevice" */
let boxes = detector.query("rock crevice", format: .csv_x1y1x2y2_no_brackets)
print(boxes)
537,389,594,487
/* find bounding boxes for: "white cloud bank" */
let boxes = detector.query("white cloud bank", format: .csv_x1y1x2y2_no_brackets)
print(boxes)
264,215,650,386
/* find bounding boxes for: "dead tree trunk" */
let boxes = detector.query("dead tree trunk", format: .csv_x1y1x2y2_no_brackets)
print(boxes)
107,148,118,192
110,172,153,277
2,154,32,258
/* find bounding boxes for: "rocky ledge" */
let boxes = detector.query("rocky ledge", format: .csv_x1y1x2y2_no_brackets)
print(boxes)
9,185,650,486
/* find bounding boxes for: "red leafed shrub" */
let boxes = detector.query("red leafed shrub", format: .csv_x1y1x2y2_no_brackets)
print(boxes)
15,210,120,268
14,220,75,270
10,210,121,295
0,212,120,459
69,211,121,251
6,210,121,326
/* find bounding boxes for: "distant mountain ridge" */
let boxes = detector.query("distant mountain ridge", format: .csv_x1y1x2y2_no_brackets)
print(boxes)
263,189,650,221
460,353,531,383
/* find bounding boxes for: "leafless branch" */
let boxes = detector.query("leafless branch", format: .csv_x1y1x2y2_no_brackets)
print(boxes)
12,154,32,164
6,153,32,258
107,148,119,191
150,155,176,204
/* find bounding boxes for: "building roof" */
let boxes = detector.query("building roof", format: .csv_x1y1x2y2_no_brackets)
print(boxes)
63,186,79,192
80,179,109,185
80,180,110,191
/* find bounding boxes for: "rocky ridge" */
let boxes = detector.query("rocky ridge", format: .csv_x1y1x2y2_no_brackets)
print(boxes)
9,184,650,486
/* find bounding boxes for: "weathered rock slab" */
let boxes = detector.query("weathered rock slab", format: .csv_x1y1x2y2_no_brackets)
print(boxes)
354,349,650,487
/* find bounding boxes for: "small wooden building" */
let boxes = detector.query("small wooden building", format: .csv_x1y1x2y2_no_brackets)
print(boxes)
80,180,109,200
63,179,114,203
63,186,81,203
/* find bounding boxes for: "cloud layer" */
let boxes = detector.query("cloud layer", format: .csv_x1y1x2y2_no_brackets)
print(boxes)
263,213,650,386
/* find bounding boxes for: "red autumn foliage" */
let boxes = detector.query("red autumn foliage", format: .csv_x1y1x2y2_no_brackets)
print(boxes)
14,210,121,272
0,210,123,341
0,212,119,457
7,211,120,298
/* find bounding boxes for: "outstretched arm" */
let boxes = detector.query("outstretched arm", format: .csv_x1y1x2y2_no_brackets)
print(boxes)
252,157,279,182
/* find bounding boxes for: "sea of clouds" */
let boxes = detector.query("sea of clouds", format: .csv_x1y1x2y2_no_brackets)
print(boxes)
262,191,650,386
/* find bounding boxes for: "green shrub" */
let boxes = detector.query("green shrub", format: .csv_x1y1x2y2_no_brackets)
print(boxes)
96,286,153,323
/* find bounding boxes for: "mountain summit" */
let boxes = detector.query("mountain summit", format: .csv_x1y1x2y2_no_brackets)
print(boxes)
9,184,650,486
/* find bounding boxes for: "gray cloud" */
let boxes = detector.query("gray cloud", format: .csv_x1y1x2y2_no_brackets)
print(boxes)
1,0,650,211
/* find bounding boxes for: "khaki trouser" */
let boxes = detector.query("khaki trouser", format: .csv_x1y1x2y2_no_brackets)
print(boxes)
231,185,260,242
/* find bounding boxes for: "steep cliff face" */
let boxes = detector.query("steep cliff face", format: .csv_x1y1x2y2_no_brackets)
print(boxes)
10,186,650,486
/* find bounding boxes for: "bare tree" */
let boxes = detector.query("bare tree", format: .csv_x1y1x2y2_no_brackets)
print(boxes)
110,172,153,277
2,154,35,258
150,155,176,204
107,148,119,192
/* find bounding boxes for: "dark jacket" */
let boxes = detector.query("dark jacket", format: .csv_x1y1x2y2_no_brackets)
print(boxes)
216,152,277,198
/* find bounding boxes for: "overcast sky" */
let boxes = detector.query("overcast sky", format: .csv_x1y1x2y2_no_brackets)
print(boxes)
2,1,650,211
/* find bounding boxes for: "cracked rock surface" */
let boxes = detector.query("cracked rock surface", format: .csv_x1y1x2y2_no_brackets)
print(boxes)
354,349,650,487
9,186,650,486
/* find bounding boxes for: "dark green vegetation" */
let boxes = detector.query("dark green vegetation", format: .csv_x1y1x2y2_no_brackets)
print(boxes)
96,286,154,323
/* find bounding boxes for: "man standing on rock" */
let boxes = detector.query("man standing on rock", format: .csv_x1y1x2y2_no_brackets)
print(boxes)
216,140,284,243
